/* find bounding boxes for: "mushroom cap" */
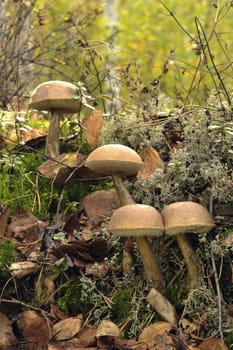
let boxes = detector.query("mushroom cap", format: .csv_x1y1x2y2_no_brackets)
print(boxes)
108,204,164,237
85,144,143,176
161,201,215,235
29,80,81,113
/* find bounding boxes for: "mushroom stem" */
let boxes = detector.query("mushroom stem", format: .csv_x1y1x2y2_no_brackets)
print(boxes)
112,175,134,205
112,175,165,292
136,236,165,291
176,233,203,290
45,109,62,159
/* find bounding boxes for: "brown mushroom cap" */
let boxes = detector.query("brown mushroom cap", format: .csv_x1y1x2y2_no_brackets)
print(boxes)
29,80,81,113
161,201,215,235
108,204,164,237
85,144,143,176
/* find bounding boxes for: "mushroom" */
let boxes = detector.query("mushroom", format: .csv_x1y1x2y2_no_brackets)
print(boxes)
108,204,165,287
85,144,165,291
161,201,215,290
29,80,82,159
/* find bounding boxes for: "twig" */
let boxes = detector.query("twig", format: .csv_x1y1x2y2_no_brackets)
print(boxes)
158,0,194,41
209,195,224,341
195,17,231,106
1,297,42,312
210,243,224,341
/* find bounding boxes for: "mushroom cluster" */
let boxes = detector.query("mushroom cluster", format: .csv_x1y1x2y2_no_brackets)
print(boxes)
85,144,165,292
85,144,216,292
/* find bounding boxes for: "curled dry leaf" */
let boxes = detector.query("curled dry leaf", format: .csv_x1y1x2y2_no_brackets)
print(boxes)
96,320,121,337
53,314,83,341
82,190,120,228
10,261,40,278
53,325,97,349
35,271,60,305
8,206,44,257
82,109,103,149
146,288,178,326
17,310,51,350
179,318,200,335
198,337,229,350
0,206,10,236
137,321,173,350
137,146,165,180
85,261,109,278
0,312,18,349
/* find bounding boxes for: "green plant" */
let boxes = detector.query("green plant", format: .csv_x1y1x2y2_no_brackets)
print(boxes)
0,239,15,278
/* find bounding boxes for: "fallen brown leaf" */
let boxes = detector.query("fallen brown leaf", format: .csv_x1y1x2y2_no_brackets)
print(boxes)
10,261,40,279
0,312,18,349
96,319,121,338
82,109,103,149
35,270,60,305
52,314,83,341
137,146,165,180
82,190,120,227
137,321,173,350
198,337,229,350
146,288,178,326
17,310,51,350
8,206,43,257
0,206,10,236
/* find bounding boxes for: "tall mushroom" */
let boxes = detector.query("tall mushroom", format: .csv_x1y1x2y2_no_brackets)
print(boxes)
161,201,215,290
85,144,165,291
29,80,82,159
108,203,165,287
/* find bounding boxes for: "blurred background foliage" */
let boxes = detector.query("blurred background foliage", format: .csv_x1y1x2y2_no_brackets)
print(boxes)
1,0,233,109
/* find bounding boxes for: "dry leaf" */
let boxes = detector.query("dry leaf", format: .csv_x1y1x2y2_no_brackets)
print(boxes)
82,109,103,148
17,310,51,350
10,261,40,278
35,271,60,305
58,325,97,348
179,318,200,335
137,146,165,180
82,190,120,226
0,312,18,349
49,304,69,322
137,321,173,350
53,314,83,341
21,127,46,143
47,344,66,350
198,337,229,350
0,206,10,236
38,152,100,184
38,152,83,185
8,206,44,257
146,288,178,326
85,261,109,278
9,206,40,242
96,320,121,337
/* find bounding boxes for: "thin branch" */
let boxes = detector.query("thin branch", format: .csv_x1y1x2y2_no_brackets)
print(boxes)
158,0,195,41
195,17,231,106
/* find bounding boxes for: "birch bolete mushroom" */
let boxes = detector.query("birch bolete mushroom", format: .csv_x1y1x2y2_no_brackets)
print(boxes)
29,80,81,159
85,144,165,291
161,201,215,290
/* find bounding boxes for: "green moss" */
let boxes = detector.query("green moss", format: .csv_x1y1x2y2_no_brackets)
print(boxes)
225,331,233,348
56,277,93,316
112,288,132,323
0,239,15,278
